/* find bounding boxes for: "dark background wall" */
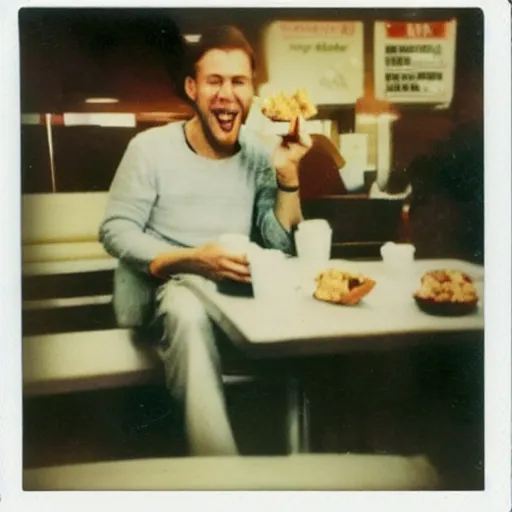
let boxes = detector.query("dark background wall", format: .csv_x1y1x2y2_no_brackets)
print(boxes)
19,7,483,194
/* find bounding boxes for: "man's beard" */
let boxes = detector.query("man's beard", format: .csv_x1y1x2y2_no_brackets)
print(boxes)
195,104,246,155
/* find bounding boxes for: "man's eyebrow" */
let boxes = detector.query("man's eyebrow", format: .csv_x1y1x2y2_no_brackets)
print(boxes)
205,73,251,80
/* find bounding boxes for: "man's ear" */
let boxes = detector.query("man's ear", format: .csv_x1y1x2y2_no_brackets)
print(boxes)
184,76,197,102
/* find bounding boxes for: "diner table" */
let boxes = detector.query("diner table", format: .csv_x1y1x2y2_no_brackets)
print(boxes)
184,258,485,455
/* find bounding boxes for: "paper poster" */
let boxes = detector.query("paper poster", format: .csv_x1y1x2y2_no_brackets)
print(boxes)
261,21,364,105
374,20,457,105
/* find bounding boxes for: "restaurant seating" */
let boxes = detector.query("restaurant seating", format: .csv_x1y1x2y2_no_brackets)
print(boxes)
23,328,255,396
297,134,347,200
296,132,407,259
22,271,266,466
21,190,447,488
302,196,405,259
21,190,406,458
21,188,407,380
22,192,111,263
23,453,440,490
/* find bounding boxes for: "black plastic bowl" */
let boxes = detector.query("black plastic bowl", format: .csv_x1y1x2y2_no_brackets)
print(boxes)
413,296,479,316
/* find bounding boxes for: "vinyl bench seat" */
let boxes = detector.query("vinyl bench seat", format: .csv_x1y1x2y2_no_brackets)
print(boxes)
23,453,440,491
23,329,254,396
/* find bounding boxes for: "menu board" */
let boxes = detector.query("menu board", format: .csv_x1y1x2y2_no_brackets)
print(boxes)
261,21,364,105
374,20,457,105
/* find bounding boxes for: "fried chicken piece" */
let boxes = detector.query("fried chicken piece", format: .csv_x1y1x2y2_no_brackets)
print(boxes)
293,88,318,119
261,88,318,121
415,270,478,303
314,269,376,306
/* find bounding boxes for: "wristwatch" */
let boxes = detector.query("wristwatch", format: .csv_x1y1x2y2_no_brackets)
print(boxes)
277,181,300,193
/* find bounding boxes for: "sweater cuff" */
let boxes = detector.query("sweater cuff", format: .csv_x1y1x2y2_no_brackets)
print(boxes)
260,209,295,255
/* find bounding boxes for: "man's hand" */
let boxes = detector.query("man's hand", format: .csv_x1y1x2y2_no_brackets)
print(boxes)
192,243,251,283
149,243,251,283
268,117,312,232
272,117,313,187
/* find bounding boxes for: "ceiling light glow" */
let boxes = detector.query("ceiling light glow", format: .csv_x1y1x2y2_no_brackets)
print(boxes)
85,98,120,104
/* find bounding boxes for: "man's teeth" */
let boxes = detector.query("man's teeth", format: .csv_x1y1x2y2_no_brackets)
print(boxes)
217,113,236,122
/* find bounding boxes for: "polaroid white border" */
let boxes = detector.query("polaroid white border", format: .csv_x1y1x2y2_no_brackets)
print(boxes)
1,1,510,511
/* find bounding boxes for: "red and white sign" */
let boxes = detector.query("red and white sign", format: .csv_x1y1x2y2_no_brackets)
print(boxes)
278,21,357,38
385,21,447,39
374,19,457,105
261,21,365,105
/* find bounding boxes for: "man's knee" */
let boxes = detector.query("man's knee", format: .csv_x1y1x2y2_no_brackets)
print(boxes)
158,280,210,330
155,280,221,394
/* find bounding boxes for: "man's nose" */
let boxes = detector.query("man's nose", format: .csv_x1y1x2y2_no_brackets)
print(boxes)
217,80,235,101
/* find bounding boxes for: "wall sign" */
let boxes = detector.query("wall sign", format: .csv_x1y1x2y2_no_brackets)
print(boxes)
374,20,457,105
261,21,364,105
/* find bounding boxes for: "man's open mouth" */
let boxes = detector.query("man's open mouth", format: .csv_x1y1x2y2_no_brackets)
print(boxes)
212,109,239,133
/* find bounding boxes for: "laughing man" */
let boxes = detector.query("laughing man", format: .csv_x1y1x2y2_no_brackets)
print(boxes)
99,25,312,456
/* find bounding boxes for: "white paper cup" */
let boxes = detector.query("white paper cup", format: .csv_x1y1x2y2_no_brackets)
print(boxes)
339,161,366,191
294,226,332,294
248,248,291,299
380,242,415,266
294,227,332,263
380,242,417,289
297,219,331,234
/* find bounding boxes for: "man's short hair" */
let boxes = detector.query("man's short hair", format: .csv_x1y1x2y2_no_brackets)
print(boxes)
185,25,256,78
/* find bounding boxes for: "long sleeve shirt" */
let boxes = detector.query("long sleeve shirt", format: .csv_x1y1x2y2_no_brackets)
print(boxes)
99,121,294,273
99,121,294,327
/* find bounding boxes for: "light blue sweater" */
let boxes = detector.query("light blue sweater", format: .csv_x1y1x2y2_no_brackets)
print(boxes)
99,121,294,327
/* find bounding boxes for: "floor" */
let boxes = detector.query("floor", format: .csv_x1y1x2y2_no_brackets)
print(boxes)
23,380,288,469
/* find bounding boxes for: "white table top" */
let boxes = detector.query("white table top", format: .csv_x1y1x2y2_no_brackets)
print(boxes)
187,258,484,358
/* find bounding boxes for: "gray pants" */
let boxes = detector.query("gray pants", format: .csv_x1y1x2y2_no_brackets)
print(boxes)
152,274,238,456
